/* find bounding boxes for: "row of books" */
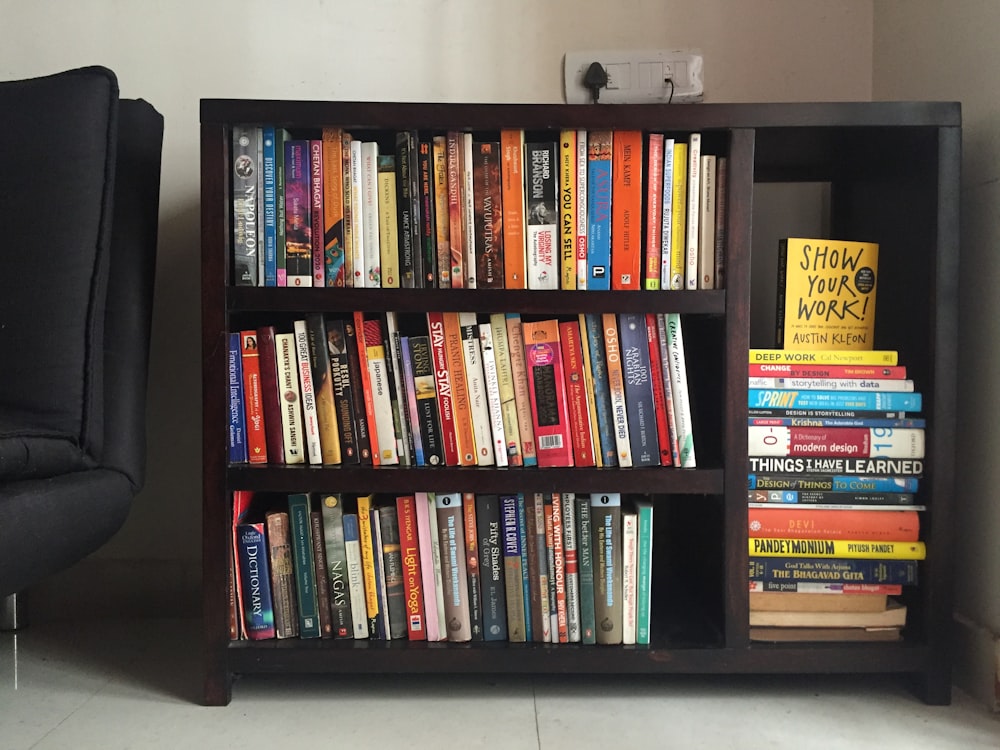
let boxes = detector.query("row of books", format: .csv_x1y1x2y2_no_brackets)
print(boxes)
231,125,725,292
233,490,653,646
745,347,925,642
229,310,697,471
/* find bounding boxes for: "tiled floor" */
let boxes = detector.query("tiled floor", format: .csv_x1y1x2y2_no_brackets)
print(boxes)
2,618,999,749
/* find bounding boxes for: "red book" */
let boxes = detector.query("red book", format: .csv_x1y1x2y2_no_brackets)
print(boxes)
426,311,459,466
352,311,381,466
240,331,268,464
644,314,674,466
747,363,908,379
611,130,643,290
395,494,427,640
644,133,664,289
309,139,325,287
442,311,477,466
558,319,595,467
748,507,920,542
255,325,284,464
522,319,574,468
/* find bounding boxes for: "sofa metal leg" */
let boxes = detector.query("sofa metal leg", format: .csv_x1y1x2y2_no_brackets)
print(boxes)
1,591,26,631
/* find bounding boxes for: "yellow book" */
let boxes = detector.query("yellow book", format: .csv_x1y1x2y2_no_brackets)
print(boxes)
668,141,688,290
377,155,400,288
560,129,576,289
749,537,926,560
356,494,380,636
776,238,879,350
749,348,898,366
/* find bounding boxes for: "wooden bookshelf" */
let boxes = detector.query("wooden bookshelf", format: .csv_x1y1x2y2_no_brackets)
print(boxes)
201,100,959,706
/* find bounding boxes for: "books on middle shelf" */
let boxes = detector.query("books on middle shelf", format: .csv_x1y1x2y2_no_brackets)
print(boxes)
227,311,697,471
230,125,725,291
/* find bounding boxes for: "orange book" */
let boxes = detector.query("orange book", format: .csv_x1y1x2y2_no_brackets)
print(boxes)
446,132,465,287
240,330,268,464
321,128,346,287
443,311,477,465
558,319,595,467
500,129,527,289
522,319,574,468
611,130,643,290
748,507,920,542
352,311,381,466
432,136,451,288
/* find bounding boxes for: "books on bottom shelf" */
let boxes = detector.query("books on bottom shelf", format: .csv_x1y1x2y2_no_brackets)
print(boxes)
229,491,655,647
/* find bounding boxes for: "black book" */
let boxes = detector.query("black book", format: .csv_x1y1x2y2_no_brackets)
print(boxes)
407,334,444,466
342,318,373,465
395,131,422,288
324,317,360,465
417,139,437,287
475,493,507,641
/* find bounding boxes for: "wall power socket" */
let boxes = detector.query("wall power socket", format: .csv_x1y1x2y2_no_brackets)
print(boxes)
564,49,704,105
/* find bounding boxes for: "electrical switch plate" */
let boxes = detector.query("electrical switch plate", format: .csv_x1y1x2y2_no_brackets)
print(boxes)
564,49,704,104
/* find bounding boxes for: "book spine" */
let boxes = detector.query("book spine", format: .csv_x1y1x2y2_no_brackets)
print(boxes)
749,557,919,585
575,129,589,289
656,312,683,466
398,337,425,466
488,314,522,466
432,136,451,288
293,320,323,465
349,138,365,287
396,495,426,640
583,313,617,467
525,141,559,290
444,312,477,466
319,494,352,638
377,154,400,288
462,133,477,288
325,318,360,464
749,377,914,392
274,128,287,286
559,129,577,289
342,513,369,639
748,507,920,541
360,141,381,287
622,509,638,645
645,314,674,466
227,332,248,463
522,319,574,467
436,492,472,641
618,312,661,466
500,129,527,289
284,139,312,287
370,507,389,639
577,314,603,468
395,131,420,288
684,133,702,290
231,125,260,286
634,500,653,645
350,314,383,466
749,417,924,429
668,141,687,289
586,130,612,290
237,521,276,639
356,494,380,638
575,494,596,644
321,128,346,287
408,335,444,466
377,503,407,639
239,331,266,463
262,126,278,287
714,155,727,288
414,492,444,641
591,493,623,644
446,131,465,287
526,492,549,642
309,510,334,638
748,426,924,459
422,492,449,640
462,493,484,640
748,364,908,379
473,141,504,288
698,153,716,289
417,139,437,286
265,511,298,639
748,456,924,476
459,312,494,466
504,314,537,466
601,314,632,467
750,538,926,560
664,313,697,467
559,319,596,467
305,314,342,465
551,493,569,643
426,312,459,465
363,316,401,465
500,494,527,642
515,494,533,641
749,488,918,504
476,494,508,641
659,137,675,289
309,140,325,287
750,349,899,366
543,495,557,640
611,130,642,290
288,493,321,638
748,581,903,595
275,332,305,464
255,326,285,464
478,323,510,468
644,133,664,290
384,311,413,466
562,493,581,642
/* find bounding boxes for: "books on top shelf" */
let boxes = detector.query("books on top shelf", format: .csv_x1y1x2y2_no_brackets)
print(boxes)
228,125,725,292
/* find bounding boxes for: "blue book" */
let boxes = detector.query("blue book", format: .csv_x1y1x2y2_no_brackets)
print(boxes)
398,337,425,466
748,473,919,493
515,493,533,642
586,131,612,290
749,389,922,412
236,520,276,639
288,493,321,639
261,126,278,287
617,313,660,466
583,313,617,467
227,332,248,463
749,557,919,585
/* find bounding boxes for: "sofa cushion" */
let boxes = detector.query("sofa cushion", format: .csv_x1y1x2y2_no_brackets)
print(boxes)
0,67,119,477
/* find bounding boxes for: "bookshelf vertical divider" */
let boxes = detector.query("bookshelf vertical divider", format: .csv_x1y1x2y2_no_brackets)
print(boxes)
201,100,959,707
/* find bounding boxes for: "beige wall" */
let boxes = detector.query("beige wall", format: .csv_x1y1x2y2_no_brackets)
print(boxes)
874,0,1000,711
2,1,873,612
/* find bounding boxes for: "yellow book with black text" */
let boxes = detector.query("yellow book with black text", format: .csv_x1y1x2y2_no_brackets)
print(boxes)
749,348,898,366
749,537,925,560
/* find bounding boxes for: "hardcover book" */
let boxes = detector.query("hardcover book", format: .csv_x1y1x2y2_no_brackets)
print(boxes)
748,456,924,476
236,517,276,640
776,238,879,350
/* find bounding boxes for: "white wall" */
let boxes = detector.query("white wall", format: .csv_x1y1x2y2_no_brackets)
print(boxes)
874,0,1000,711
1,0,873,614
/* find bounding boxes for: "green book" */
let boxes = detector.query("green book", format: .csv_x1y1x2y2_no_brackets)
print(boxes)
634,499,654,645
288,492,321,638
320,493,353,638
576,494,596,644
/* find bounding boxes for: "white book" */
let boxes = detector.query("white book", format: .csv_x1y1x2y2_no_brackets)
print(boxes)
622,509,638,646
575,129,588,289
275,332,305,464
685,133,701,290
660,137,675,289
698,153,717,290
562,492,581,643
478,322,509,468
459,312,494,465
747,377,915,392
384,311,413,466
423,492,448,641
342,513,369,639
360,141,381,288
371,507,393,638
414,492,442,641
488,313,522,467
663,313,696,467
462,132,477,289
293,320,323,464
349,139,365,287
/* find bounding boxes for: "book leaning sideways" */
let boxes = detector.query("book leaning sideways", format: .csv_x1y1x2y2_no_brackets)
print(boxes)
775,237,879,351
